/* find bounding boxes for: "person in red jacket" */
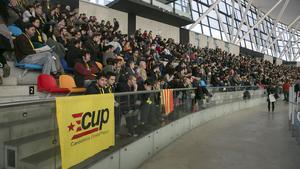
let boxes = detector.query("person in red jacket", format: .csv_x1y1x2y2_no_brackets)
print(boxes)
282,80,290,102
74,50,100,87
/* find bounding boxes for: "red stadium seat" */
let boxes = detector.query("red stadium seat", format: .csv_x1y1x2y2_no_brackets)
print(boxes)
37,74,70,94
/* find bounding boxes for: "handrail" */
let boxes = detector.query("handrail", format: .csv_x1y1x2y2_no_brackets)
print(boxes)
0,85,260,108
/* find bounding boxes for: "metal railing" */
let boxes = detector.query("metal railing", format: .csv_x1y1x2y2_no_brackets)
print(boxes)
0,86,263,169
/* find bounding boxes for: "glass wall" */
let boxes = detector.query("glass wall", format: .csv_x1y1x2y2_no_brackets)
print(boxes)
188,0,300,61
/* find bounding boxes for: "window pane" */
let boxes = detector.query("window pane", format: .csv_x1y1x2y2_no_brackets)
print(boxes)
201,16,209,26
192,11,199,20
245,41,252,49
192,1,198,10
208,10,217,19
209,18,219,29
191,24,202,34
211,29,222,40
202,25,211,36
218,2,227,13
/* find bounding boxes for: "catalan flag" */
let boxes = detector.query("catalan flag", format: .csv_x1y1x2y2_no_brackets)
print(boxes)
161,89,174,115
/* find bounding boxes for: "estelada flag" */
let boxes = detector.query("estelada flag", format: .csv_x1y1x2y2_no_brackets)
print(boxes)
161,89,174,115
56,94,115,169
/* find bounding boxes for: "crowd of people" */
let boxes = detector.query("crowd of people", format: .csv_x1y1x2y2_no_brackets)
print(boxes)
1,0,299,136
0,0,298,90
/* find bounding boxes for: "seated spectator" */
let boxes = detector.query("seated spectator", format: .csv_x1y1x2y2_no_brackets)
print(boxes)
23,5,35,23
85,73,107,95
85,33,101,62
14,23,61,75
116,75,139,136
66,39,82,68
108,36,122,54
42,23,66,59
74,50,99,87
34,4,46,28
102,45,115,66
136,60,147,83
0,0,13,84
30,17,44,47
102,58,116,75
139,79,155,129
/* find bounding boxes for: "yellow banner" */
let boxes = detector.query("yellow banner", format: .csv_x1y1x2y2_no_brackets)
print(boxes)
56,94,115,169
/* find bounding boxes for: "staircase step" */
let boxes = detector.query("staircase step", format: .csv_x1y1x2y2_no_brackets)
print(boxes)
0,102,54,124
0,85,38,98
20,147,61,169
5,130,58,161
0,114,55,140
0,61,40,86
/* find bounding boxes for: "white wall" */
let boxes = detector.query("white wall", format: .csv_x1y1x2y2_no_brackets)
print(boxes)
276,58,283,65
215,39,225,51
263,54,273,63
228,43,240,56
189,30,239,55
79,0,128,34
136,16,180,43
207,37,215,49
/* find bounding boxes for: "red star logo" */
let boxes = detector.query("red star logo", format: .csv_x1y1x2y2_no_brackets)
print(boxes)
67,122,75,132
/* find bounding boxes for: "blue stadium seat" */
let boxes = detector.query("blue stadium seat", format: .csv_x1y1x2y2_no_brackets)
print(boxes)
15,63,43,70
15,62,43,77
60,57,73,73
8,25,22,37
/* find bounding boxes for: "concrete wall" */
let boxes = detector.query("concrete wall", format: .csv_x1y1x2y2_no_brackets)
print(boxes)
79,1,128,34
136,16,180,43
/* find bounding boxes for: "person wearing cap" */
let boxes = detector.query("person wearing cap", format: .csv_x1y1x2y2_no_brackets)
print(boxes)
85,73,107,95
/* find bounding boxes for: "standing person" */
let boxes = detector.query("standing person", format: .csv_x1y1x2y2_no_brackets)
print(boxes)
267,83,277,113
0,0,13,84
116,75,139,137
282,80,290,102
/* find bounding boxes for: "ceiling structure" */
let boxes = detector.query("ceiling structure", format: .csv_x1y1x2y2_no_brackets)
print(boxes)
187,0,300,61
251,0,300,29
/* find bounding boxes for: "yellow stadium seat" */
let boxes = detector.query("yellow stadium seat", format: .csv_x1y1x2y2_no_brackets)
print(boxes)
95,61,103,71
59,75,86,93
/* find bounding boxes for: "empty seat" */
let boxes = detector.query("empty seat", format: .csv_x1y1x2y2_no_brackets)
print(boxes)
59,75,86,93
37,74,70,94
15,62,43,77
95,61,103,71
60,57,74,73
15,63,43,70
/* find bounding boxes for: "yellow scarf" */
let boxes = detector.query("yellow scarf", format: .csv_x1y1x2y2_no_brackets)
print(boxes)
23,33,34,50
